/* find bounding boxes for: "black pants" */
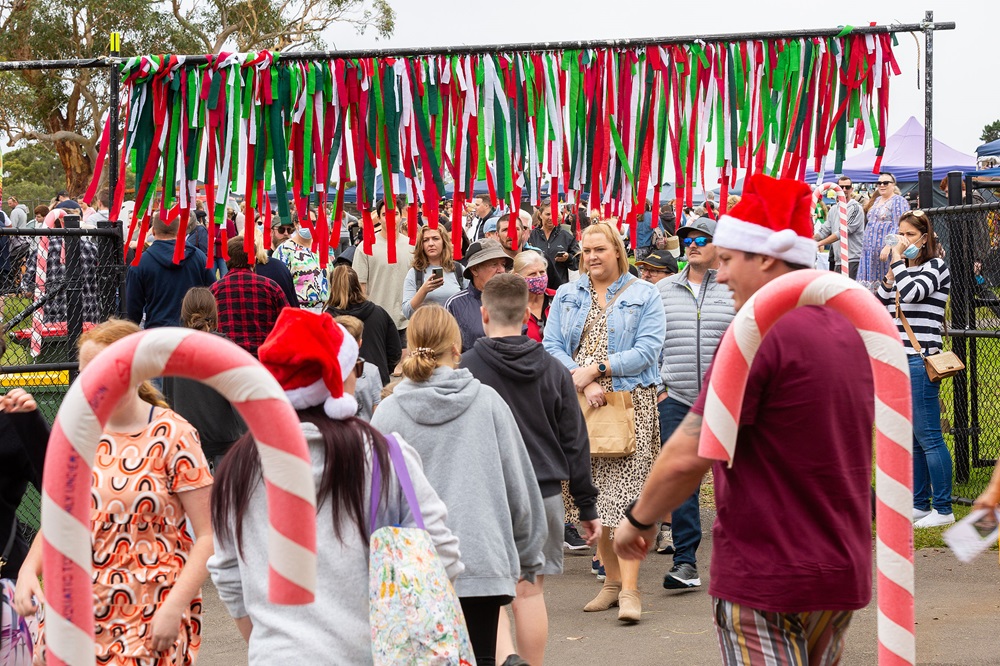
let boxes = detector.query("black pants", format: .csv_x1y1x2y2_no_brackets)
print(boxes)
459,595,513,666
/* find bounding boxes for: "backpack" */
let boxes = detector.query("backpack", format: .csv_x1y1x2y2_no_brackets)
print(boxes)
414,265,465,290
369,434,474,666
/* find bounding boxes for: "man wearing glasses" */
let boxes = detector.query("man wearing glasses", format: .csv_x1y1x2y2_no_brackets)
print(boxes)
814,176,865,279
635,249,678,285
270,219,295,255
651,216,734,589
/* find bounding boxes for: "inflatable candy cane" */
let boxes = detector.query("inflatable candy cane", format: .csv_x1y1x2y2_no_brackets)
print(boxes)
814,182,849,276
700,270,914,665
41,328,317,666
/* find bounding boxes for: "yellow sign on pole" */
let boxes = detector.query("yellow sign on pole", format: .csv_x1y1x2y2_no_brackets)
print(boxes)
110,32,121,53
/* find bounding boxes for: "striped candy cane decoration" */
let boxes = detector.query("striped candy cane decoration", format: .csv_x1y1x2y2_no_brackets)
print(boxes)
699,269,914,665
814,182,849,277
41,328,317,666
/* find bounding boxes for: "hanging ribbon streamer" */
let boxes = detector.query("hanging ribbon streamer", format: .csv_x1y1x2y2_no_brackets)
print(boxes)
86,31,899,263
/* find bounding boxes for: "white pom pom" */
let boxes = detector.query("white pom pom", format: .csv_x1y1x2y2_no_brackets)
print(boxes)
324,394,359,420
767,229,798,253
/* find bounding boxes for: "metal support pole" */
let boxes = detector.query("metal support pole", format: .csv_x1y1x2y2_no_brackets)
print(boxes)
108,33,125,319
918,170,934,209
109,33,120,213
63,214,83,384
947,170,971,483
924,11,934,172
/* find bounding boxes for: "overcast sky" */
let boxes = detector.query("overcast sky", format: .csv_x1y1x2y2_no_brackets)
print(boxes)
323,0,995,164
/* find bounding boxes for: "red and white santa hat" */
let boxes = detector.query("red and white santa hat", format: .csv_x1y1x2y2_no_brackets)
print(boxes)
258,308,359,420
712,174,816,266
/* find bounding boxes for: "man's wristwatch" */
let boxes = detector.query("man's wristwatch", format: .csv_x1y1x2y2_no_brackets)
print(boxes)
624,500,656,531
597,362,608,376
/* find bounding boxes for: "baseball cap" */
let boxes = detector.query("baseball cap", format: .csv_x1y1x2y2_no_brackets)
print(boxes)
676,216,717,240
635,250,679,274
483,219,498,234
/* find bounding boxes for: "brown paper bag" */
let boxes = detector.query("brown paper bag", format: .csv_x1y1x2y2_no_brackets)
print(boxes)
577,391,636,458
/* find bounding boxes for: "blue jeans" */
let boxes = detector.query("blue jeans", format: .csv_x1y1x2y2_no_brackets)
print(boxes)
909,355,953,515
214,256,228,278
657,396,702,566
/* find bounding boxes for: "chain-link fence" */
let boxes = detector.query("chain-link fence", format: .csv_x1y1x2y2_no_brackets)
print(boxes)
2,222,124,533
927,200,1000,501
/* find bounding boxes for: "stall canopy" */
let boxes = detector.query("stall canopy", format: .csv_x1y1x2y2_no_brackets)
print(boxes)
977,138,1000,158
805,116,976,183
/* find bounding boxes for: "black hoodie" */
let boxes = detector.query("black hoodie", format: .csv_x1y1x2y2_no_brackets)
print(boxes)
326,300,401,386
461,335,598,520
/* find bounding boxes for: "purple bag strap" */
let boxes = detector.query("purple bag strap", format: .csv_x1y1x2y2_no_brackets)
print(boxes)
369,433,426,534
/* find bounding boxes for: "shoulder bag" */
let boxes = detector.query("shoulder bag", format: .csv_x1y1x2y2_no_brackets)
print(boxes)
368,435,474,665
895,291,965,382
576,278,639,458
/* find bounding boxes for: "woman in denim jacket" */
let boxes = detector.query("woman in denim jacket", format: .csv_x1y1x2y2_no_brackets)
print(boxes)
543,223,665,624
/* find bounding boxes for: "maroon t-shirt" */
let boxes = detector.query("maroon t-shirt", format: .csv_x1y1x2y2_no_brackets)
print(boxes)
692,306,875,612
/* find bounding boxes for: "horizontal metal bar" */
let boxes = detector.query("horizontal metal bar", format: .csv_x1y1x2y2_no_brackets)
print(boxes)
0,363,77,374
0,20,956,71
0,57,113,71
945,329,1000,339
923,201,1000,214
0,227,121,237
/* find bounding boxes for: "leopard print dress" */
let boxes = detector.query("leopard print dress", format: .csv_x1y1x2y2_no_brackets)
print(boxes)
563,285,660,536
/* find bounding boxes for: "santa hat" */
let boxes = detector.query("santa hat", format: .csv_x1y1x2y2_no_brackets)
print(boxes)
712,175,816,266
258,308,360,420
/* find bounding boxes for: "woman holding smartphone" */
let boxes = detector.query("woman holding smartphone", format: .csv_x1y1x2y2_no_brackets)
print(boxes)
402,225,465,319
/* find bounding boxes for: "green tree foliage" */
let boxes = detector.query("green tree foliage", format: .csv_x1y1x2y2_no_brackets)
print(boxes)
981,120,1000,145
0,0,395,198
2,143,65,205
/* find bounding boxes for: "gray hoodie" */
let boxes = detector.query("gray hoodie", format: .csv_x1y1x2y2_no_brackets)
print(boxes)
372,366,546,598
208,422,462,665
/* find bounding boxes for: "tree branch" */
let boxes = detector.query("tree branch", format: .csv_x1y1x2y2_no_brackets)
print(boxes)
12,129,95,153
170,0,212,52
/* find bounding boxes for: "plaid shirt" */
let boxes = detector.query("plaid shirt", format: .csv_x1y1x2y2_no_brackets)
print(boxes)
22,237,101,323
210,269,289,357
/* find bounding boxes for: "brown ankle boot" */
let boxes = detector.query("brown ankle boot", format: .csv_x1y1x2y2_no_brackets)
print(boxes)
617,589,642,623
584,581,622,612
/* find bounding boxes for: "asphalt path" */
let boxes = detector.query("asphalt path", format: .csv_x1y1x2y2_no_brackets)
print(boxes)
197,508,1000,665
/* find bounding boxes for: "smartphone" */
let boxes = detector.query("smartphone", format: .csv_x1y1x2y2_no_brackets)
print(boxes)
432,267,444,280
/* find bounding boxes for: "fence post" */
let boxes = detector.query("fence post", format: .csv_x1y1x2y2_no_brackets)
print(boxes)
947,170,972,483
63,216,84,384
918,170,934,209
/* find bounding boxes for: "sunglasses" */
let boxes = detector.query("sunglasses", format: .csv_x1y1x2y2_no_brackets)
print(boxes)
354,357,366,377
639,266,667,274
841,185,853,191
683,236,710,247
272,225,295,234
877,181,894,186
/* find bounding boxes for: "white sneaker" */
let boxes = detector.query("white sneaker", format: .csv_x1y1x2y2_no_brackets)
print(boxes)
913,510,956,529
912,508,932,521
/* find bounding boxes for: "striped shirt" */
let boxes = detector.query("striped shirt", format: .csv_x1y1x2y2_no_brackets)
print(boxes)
875,257,950,355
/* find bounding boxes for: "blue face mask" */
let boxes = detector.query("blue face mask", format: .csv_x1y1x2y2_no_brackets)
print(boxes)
298,226,312,241
902,234,925,259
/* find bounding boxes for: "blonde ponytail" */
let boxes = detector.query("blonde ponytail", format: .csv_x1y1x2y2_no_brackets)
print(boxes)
400,305,460,383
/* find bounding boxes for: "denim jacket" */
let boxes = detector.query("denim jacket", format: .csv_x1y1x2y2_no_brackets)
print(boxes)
543,272,665,392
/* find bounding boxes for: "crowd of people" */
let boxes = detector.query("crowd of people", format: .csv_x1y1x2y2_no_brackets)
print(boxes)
0,171,980,666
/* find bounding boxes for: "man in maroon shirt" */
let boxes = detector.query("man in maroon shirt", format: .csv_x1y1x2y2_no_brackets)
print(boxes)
615,175,875,665
211,236,289,358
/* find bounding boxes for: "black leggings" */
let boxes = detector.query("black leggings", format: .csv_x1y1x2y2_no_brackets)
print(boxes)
459,595,513,666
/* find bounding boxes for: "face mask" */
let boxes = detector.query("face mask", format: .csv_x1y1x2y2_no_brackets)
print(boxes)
298,226,312,241
525,275,548,294
902,234,925,260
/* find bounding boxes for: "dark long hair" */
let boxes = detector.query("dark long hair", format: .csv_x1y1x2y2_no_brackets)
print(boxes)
211,407,391,555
